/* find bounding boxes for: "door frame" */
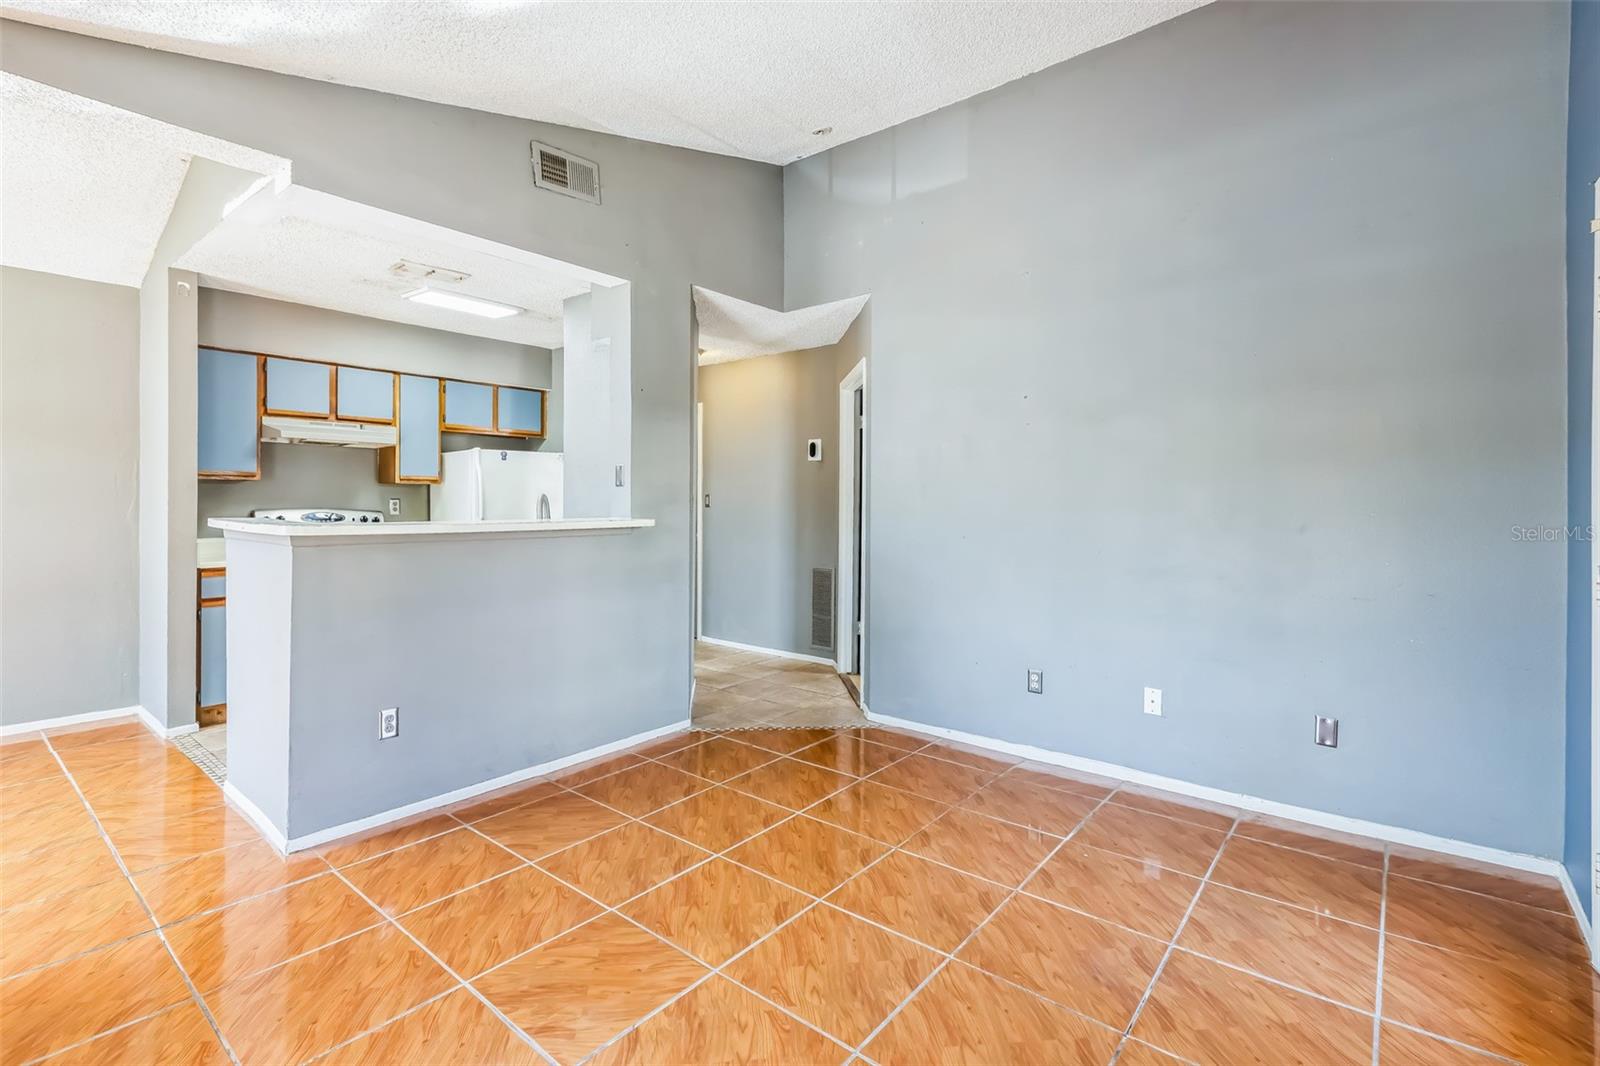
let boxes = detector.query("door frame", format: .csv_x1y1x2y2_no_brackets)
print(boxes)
694,400,704,639
836,358,867,682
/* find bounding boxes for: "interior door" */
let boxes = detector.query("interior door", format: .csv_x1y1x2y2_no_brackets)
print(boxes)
852,386,865,671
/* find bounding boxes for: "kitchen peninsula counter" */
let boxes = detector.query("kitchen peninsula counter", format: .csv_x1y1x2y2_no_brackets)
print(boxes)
213,513,676,851
209,516,654,542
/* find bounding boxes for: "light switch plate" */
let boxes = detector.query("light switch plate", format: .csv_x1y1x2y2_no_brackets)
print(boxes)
1314,715,1339,748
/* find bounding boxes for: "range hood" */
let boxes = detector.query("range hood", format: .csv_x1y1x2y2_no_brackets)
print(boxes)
260,415,397,449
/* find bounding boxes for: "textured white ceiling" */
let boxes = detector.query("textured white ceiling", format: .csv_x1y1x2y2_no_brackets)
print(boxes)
178,184,616,348
695,287,868,366
0,72,288,285
0,1,1206,165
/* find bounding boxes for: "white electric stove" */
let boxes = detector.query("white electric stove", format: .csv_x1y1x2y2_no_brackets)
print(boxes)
251,508,386,525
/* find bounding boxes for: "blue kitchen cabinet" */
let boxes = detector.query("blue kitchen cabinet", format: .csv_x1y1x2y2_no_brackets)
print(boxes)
336,366,395,422
198,603,226,710
198,567,227,718
197,347,260,479
264,357,333,417
442,379,495,432
379,374,442,484
497,387,544,436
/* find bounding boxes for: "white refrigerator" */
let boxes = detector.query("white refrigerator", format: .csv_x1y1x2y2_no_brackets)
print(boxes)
430,448,564,521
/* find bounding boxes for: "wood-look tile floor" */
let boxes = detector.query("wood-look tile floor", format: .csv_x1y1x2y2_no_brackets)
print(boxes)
692,641,866,729
1,718,1592,1065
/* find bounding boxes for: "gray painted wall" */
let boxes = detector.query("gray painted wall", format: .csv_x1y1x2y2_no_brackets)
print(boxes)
698,320,866,656
139,159,266,729
785,0,1570,856
1565,0,1599,915
196,288,553,531
2,20,783,734
228,530,681,838
0,267,140,725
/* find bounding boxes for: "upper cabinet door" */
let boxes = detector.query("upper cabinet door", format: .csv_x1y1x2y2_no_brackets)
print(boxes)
497,387,544,436
198,348,260,479
397,374,442,482
264,357,333,417
336,366,396,423
442,379,495,432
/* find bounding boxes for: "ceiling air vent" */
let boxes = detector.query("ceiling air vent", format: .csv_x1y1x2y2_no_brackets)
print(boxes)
531,141,601,205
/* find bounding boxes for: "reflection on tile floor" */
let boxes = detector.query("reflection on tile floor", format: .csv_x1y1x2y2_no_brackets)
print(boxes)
1,717,1592,1065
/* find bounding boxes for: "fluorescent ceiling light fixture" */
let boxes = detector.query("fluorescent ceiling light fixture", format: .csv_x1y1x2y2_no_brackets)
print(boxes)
402,286,522,319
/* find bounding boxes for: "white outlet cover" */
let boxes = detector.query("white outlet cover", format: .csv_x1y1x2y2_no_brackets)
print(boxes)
1143,687,1162,716
379,707,399,739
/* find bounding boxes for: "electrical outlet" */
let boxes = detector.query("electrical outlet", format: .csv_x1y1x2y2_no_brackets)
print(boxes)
1026,669,1044,694
379,708,399,740
388,498,401,517
1143,687,1162,716
1314,715,1339,748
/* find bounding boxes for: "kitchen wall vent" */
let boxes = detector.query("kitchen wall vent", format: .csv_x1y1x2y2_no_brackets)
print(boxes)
531,141,601,205
811,568,835,651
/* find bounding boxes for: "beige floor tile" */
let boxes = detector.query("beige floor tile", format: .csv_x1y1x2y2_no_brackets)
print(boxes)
726,815,887,896
340,827,524,914
828,850,1009,952
164,873,382,991
623,858,810,965
475,913,707,1064
205,923,454,1064
1023,842,1200,939
958,894,1164,1029
0,933,191,1064
318,988,541,1065
537,822,709,905
725,905,941,1046
590,976,849,1065
400,865,601,978
865,962,1121,1066
1131,951,1371,1066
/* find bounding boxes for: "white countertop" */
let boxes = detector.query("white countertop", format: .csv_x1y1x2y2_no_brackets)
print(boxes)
208,517,655,544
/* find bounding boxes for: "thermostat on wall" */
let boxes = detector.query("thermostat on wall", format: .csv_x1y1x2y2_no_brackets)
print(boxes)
806,439,823,462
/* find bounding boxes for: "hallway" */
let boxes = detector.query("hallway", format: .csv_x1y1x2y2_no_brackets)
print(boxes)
692,643,864,730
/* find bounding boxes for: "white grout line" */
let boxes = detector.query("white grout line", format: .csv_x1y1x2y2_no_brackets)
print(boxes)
1114,818,1240,1051
325,863,561,1066
1371,849,1391,1066
1378,1019,1521,1065
29,736,244,1066
454,816,853,1064
846,787,1127,1057
299,986,464,1064
15,722,1538,1066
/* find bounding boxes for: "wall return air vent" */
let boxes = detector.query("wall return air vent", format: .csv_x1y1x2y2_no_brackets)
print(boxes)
531,141,601,205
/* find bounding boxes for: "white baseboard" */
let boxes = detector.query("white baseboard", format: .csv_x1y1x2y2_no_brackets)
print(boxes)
223,781,289,852
235,718,693,854
135,706,199,739
866,709,1567,882
1,704,145,738
698,635,835,667
1556,863,1598,968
